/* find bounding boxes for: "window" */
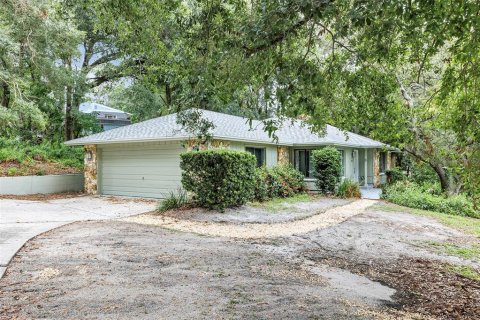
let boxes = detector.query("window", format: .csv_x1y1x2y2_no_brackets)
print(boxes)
295,149,345,179
379,152,387,173
245,147,266,167
294,149,313,178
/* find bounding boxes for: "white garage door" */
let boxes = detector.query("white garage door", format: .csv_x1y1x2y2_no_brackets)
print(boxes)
98,141,184,198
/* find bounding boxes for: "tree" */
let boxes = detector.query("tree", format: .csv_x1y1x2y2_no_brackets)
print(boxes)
0,0,80,140
59,0,132,140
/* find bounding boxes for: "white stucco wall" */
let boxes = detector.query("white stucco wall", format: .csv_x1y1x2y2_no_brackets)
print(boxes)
0,174,84,195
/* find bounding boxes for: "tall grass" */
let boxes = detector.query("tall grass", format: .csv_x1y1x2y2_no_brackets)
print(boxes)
0,138,83,169
157,188,190,213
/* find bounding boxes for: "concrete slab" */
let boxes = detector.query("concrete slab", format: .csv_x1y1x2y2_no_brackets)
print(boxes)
0,195,156,278
360,187,382,200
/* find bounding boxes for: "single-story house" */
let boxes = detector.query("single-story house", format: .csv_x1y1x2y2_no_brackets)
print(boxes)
79,102,131,131
65,109,396,198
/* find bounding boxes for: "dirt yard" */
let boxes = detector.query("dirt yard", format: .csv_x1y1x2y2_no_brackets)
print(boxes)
0,200,479,319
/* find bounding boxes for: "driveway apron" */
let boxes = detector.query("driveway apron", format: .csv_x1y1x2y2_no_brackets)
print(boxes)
0,196,155,278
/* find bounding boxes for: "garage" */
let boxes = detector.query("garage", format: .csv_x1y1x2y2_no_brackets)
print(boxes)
98,141,184,198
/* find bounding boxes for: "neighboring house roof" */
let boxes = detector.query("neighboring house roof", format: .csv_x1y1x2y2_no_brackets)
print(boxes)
65,109,385,148
79,102,131,115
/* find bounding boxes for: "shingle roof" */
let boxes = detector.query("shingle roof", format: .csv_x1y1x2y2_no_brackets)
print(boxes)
65,109,385,148
79,102,131,115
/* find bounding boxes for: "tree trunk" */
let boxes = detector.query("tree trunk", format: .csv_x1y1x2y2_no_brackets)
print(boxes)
432,163,450,194
1,82,9,108
165,83,172,106
64,84,74,141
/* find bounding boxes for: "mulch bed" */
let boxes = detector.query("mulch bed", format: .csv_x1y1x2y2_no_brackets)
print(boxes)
310,255,480,319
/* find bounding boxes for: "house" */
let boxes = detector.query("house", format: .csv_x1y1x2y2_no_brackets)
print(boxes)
65,109,396,198
79,102,131,131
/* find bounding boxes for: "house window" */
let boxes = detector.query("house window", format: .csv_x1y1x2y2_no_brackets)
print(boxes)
379,152,387,173
245,147,266,167
106,114,117,119
295,149,345,178
294,149,313,178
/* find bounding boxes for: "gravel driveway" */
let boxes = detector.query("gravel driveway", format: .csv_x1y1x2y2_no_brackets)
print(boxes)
0,201,479,319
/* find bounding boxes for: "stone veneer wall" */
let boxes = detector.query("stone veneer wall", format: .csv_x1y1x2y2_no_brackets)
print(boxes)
277,146,290,165
373,149,381,187
84,144,97,194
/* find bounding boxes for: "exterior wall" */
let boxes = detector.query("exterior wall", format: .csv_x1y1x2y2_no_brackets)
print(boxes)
228,141,278,167
84,144,97,194
0,174,84,195
292,146,376,190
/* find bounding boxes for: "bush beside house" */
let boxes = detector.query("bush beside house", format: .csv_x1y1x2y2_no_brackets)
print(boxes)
180,150,257,210
311,147,341,194
255,165,305,201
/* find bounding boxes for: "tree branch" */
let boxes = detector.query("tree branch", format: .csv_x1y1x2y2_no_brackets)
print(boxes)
243,19,307,55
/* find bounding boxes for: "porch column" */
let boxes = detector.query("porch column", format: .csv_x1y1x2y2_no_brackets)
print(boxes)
277,146,290,165
373,149,381,187
364,149,368,187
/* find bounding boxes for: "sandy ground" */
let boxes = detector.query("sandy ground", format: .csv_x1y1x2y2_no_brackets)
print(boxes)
161,197,350,224
0,202,479,319
125,199,376,238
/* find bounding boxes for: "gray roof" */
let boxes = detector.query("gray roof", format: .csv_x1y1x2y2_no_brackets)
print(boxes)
65,109,385,148
79,102,131,115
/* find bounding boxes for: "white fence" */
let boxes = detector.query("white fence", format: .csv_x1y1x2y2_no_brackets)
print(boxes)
0,174,84,195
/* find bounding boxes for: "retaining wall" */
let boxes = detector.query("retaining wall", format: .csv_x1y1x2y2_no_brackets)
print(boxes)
0,174,84,195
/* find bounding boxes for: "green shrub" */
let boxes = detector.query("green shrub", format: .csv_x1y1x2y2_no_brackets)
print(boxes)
337,179,361,198
411,162,438,185
311,147,341,194
7,167,18,176
383,181,479,218
266,164,306,198
158,188,189,213
386,167,406,184
254,167,270,201
180,150,256,210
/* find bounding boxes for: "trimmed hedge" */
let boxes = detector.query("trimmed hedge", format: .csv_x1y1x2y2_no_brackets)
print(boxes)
180,150,256,210
312,147,341,194
255,164,306,200
383,181,479,218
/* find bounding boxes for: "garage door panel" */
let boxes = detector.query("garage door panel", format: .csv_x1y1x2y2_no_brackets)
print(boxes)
102,179,181,188
98,142,183,198
100,167,182,176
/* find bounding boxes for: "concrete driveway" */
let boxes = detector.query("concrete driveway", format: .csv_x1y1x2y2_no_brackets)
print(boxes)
0,195,156,277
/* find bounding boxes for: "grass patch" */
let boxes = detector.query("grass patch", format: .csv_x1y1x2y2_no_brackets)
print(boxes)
426,241,480,260
446,265,480,281
374,202,480,238
249,193,312,212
